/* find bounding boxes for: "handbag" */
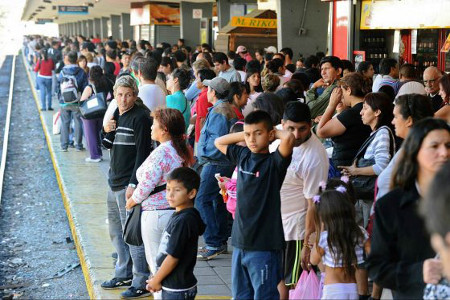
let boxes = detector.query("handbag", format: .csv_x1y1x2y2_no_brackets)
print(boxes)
79,84,107,120
351,126,395,200
123,184,167,246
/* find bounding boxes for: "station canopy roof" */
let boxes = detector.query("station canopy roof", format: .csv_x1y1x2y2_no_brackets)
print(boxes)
22,0,214,23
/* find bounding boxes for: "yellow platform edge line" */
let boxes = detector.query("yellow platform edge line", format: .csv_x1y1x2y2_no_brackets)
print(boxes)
21,54,95,300
22,54,231,300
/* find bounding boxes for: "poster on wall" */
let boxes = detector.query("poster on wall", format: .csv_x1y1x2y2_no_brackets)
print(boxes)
130,3,150,26
441,34,450,53
150,3,180,26
353,51,365,70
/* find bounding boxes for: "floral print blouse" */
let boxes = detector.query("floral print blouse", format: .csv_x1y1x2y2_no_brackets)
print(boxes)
132,141,183,211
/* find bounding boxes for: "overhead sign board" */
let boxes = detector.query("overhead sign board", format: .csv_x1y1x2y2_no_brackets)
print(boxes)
36,18,54,24
231,17,276,29
361,0,450,30
58,6,88,15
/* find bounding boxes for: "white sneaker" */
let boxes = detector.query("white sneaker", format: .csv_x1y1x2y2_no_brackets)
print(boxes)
85,157,102,163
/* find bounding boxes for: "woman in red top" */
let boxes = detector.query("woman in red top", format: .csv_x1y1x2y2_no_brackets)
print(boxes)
227,82,248,120
194,69,216,145
34,49,55,111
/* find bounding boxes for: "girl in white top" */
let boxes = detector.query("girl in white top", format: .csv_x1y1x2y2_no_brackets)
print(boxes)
310,182,370,300
242,70,262,117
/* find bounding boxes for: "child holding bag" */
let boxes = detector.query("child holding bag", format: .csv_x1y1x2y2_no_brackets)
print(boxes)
310,182,370,300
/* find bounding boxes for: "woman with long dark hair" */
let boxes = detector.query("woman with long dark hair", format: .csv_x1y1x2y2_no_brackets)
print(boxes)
367,118,450,299
339,92,396,227
242,69,262,116
227,82,248,120
125,108,193,299
79,65,114,162
435,74,450,123
166,68,191,131
34,48,55,111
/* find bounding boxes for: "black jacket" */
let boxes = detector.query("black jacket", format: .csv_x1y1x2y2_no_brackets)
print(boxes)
103,104,153,190
430,94,444,113
366,186,435,299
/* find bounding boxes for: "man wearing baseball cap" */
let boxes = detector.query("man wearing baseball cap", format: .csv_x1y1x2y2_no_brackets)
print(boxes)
264,46,277,54
236,45,252,62
196,77,238,260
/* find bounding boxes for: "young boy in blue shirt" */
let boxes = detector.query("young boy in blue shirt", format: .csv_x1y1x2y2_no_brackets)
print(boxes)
146,167,205,300
215,110,295,299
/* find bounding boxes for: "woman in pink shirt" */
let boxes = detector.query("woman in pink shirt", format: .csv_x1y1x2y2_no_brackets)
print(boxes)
34,49,55,111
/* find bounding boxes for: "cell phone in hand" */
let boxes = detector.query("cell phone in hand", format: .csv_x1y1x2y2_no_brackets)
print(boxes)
215,173,223,182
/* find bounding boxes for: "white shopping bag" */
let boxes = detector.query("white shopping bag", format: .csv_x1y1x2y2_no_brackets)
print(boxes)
53,110,61,135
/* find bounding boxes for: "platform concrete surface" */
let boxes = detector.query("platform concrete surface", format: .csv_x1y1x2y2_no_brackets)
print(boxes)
23,55,232,299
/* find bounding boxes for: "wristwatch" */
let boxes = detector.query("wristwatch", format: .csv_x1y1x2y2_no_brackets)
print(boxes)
128,183,136,189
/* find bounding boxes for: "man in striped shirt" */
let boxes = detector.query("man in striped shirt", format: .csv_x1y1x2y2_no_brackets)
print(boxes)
101,75,153,299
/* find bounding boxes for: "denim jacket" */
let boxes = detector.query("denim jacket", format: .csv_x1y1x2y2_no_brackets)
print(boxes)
58,64,88,106
198,99,238,165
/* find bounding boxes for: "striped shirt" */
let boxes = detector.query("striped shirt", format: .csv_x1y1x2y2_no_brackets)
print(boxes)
363,126,394,175
319,227,368,268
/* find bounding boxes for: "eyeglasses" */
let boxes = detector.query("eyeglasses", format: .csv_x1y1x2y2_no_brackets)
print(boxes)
423,78,437,85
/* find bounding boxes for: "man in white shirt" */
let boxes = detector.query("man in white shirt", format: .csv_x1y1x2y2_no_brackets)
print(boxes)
212,52,241,83
137,57,166,111
372,58,399,93
270,102,329,299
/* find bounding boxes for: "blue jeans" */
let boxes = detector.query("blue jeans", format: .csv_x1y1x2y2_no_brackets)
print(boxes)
107,188,150,289
162,286,197,300
195,164,234,249
60,105,83,150
231,248,283,300
37,76,52,109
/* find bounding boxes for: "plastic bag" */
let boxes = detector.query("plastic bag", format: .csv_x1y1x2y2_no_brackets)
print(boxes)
289,270,308,299
289,270,320,300
53,110,61,135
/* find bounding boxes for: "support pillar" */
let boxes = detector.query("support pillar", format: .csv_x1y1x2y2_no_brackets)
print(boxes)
110,15,121,40
121,13,133,40
101,17,109,39
217,0,230,30
93,18,101,39
82,20,88,36
276,0,329,59
180,2,213,47
87,19,94,38
77,21,83,36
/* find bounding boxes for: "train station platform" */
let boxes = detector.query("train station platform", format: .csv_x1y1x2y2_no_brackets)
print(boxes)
22,55,232,299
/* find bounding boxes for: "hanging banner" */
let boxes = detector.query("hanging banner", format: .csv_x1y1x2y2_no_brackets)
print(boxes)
361,0,450,30
150,3,180,25
231,17,277,29
58,6,88,15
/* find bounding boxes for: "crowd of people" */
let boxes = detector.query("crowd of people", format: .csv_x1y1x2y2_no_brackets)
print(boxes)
24,34,450,300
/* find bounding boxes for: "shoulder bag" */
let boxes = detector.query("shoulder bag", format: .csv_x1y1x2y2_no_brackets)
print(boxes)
351,126,395,200
79,84,107,119
123,184,167,246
